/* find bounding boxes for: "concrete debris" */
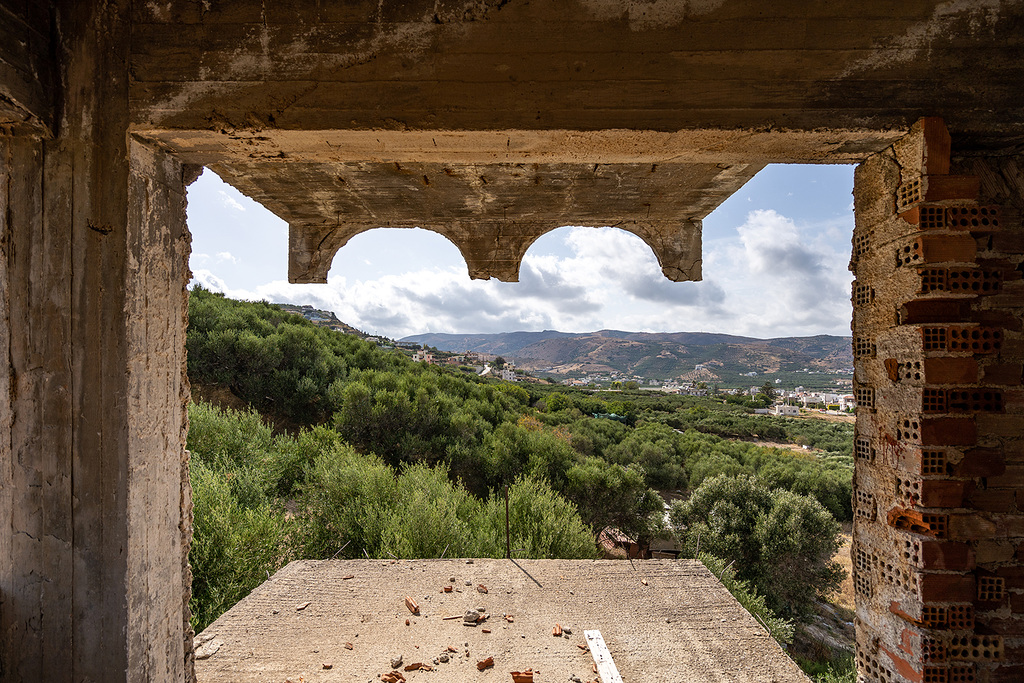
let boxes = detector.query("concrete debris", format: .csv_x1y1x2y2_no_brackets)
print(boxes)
194,633,216,646
391,655,403,669
439,653,450,663
296,601,311,611
464,609,481,623
194,638,223,660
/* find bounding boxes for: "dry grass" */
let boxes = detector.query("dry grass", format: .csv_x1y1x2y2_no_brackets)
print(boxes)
831,522,854,612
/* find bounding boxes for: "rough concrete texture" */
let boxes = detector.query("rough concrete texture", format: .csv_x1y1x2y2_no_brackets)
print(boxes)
6,1,1024,681
0,1,51,133
216,160,735,282
126,1,1024,285
195,558,809,683
1,2,193,680
852,119,1024,682
128,1,1024,141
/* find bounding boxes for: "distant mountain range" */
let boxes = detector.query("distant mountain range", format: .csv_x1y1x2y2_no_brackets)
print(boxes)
400,330,853,381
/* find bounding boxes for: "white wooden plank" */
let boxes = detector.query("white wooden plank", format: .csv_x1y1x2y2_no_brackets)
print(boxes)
584,630,624,683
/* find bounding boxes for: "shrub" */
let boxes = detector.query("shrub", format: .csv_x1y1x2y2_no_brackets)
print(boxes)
670,474,843,618
188,457,292,632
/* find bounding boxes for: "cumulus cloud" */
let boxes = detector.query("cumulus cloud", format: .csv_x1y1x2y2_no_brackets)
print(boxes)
216,251,239,264
190,217,852,339
703,209,852,337
218,191,246,212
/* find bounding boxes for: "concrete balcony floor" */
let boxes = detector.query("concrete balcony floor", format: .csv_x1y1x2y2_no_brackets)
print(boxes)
194,558,809,682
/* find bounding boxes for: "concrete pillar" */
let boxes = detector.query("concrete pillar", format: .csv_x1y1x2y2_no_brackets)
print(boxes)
0,2,193,681
852,118,1024,682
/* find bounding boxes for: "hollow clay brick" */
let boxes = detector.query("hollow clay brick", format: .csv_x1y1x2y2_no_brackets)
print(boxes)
900,299,972,325
918,573,976,603
955,448,1006,478
950,513,998,540
983,364,1023,385
919,480,967,508
968,489,1019,514
919,540,975,571
921,117,952,176
920,417,977,446
920,175,981,204
919,235,978,264
924,357,979,385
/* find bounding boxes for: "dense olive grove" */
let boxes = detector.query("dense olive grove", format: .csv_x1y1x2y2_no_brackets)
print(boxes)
185,288,853,636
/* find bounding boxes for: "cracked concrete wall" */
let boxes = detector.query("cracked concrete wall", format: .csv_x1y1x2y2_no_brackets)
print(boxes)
0,0,52,134
852,119,1024,682
0,3,193,681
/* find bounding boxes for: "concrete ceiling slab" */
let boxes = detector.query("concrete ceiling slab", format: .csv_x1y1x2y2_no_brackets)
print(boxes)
209,159,756,283
128,0,1024,283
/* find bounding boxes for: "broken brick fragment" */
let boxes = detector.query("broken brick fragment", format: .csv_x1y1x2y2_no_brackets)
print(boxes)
552,623,562,637
511,670,534,683
477,584,488,593
477,656,495,670
404,596,419,615
344,642,353,650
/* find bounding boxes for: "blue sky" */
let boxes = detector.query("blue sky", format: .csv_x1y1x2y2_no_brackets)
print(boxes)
188,164,855,339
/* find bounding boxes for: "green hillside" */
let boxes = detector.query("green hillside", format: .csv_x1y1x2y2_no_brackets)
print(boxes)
185,287,853,658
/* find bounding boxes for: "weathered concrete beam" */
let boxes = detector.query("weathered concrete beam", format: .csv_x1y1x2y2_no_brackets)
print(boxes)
289,218,701,284
140,128,899,167
218,159,752,284
0,1,52,134
128,1,1024,145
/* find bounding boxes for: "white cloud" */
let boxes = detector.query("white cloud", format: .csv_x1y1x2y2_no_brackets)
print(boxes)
190,217,852,340
217,191,246,212
216,251,239,264
702,209,853,337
